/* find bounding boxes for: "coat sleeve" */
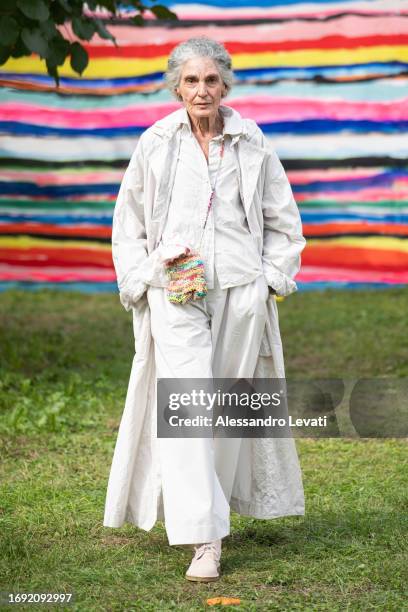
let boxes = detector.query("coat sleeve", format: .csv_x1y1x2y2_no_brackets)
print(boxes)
111,137,149,312
260,135,306,297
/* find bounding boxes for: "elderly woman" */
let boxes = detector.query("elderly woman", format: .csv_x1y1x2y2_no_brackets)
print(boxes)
103,37,306,582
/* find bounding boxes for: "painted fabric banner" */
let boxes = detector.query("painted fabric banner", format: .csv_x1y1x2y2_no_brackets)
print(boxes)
0,0,407,293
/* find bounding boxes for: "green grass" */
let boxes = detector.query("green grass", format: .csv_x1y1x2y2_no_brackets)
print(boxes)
0,288,407,611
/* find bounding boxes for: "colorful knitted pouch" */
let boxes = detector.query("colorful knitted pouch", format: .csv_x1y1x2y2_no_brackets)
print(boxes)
164,248,207,304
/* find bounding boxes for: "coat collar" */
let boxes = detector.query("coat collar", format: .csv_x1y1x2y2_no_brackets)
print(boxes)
150,104,248,144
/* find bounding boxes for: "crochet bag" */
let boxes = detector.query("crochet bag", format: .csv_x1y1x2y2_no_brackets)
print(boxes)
164,248,207,304
163,137,225,305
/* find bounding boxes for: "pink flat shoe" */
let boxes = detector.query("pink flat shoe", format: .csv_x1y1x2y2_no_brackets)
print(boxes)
185,539,222,582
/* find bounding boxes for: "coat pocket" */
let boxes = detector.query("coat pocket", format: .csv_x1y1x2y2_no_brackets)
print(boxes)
259,293,274,357
259,324,273,357
259,295,282,357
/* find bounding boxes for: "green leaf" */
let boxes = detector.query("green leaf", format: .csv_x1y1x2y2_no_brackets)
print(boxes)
128,0,147,8
46,58,60,87
132,15,144,26
56,0,72,12
46,37,70,66
39,19,58,41
69,2,84,18
21,27,48,58
94,19,115,43
0,46,11,66
10,35,29,58
0,0,17,10
70,41,88,75
17,0,50,22
97,0,117,12
0,16,19,47
150,4,177,20
72,16,95,41
50,2,68,25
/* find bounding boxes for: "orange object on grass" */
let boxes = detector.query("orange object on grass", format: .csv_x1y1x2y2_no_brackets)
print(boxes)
206,596,241,606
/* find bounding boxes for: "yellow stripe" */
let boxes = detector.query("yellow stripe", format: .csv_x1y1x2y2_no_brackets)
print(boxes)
3,45,408,78
2,236,406,252
306,236,408,252
0,236,111,250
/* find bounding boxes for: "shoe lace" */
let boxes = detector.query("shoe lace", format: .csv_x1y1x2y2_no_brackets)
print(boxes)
194,542,219,560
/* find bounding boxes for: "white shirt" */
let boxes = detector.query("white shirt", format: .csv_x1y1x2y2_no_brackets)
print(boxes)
160,107,264,290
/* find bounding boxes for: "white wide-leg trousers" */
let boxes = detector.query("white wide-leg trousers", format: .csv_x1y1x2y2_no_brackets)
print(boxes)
147,270,270,545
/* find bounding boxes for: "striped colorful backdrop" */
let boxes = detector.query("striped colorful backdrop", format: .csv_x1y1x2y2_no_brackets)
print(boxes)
0,0,407,294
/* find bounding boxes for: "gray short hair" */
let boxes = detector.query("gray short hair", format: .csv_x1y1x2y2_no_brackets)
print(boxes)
165,37,234,101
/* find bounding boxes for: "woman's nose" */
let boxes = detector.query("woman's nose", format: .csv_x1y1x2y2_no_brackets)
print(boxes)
197,81,208,97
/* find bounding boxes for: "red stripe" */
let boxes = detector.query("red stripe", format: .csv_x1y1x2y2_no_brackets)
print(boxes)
0,247,112,267
303,222,408,237
0,223,110,238
85,34,408,59
303,245,408,271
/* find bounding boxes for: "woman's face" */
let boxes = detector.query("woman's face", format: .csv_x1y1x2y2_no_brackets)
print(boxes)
176,56,226,122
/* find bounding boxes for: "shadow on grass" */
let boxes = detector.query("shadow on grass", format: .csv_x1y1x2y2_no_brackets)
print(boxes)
220,510,405,575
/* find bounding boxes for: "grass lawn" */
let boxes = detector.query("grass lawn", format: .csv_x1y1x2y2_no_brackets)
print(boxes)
0,288,407,611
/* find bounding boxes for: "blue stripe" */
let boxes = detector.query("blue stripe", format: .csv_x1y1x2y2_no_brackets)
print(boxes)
0,122,144,137
0,182,119,197
299,212,408,223
0,280,405,294
1,62,406,88
0,72,165,87
293,172,404,193
296,282,408,292
0,281,118,293
1,212,406,225
1,118,407,138
1,170,406,199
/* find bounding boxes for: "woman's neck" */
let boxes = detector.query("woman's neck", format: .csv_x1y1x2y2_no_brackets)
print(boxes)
189,110,224,139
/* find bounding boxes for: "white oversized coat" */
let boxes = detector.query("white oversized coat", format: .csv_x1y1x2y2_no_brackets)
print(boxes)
103,105,307,531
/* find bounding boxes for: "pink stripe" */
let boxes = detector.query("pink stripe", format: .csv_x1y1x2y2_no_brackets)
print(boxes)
3,97,407,127
3,264,408,284
0,102,178,127
298,267,408,283
2,169,392,187
296,188,408,202
95,6,407,28
0,263,116,282
287,168,394,184
19,194,117,202
172,7,408,21
231,98,408,123
79,16,406,46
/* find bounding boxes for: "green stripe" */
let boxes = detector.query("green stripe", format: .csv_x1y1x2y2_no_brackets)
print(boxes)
0,164,125,171
0,199,114,210
1,198,406,211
